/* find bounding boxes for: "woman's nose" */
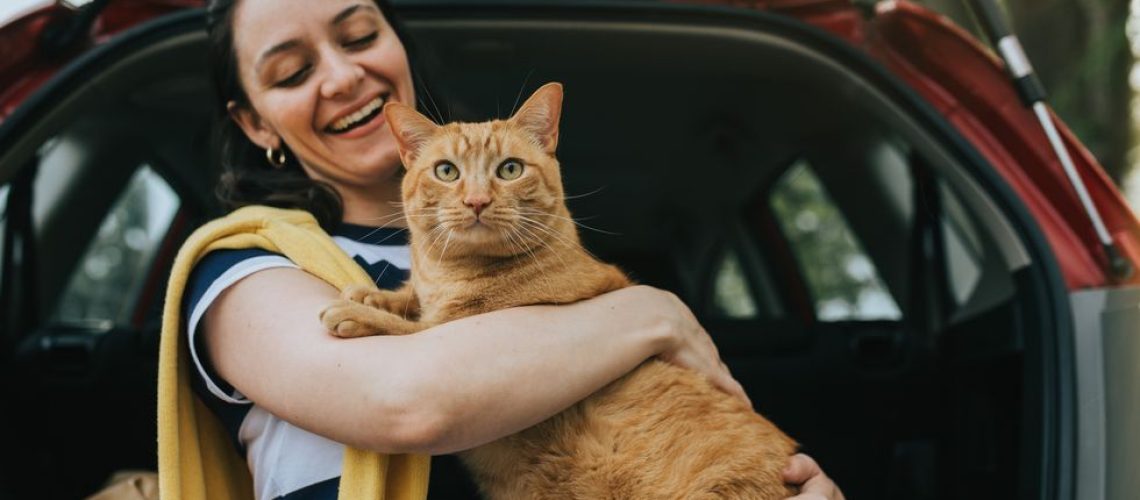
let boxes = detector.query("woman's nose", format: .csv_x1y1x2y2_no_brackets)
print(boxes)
319,51,365,99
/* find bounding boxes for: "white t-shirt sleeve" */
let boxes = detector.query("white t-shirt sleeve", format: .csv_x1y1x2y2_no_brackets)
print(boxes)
186,253,298,403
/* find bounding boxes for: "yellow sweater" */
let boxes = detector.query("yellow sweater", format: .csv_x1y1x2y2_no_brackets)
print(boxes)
157,205,430,500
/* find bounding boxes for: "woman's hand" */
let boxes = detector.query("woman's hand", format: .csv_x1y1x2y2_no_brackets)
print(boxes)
782,453,845,500
629,286,750,406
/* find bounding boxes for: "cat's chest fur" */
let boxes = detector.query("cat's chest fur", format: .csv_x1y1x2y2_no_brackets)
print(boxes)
408,243,630,323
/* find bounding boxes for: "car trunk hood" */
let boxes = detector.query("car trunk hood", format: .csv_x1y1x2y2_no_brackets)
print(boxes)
696,0,1140,289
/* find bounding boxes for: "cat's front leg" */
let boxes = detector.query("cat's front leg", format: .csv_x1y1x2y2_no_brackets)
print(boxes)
341,283,420,319
319,300,427,338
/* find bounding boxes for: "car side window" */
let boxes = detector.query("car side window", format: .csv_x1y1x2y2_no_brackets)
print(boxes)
768,159,902,321
710,246,760,319
52,166,180,327
0,183,8,286
938,182,984,305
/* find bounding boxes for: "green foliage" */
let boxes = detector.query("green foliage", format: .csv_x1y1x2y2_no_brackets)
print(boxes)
769,161,900,321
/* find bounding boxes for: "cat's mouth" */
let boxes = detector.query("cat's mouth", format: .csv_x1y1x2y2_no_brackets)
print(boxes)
465,218,491,230
325,93,390,135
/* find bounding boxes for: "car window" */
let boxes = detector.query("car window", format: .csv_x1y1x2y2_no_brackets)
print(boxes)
0,183,8,285
768,159,902,321
52,166,179,327
939,182,983,305
710,246,760,319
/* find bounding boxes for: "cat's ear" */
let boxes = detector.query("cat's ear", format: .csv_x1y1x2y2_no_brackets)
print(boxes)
510,82,563,154
384,102,440,166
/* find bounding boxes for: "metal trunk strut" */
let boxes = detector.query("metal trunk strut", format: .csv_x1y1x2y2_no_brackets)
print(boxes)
965,0,1134,281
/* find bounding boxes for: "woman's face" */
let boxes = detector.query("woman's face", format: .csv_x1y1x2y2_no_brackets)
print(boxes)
229,0,415,191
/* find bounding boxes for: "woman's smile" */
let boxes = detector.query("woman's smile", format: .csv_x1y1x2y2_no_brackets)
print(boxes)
325,92,389,135
230,0,415,196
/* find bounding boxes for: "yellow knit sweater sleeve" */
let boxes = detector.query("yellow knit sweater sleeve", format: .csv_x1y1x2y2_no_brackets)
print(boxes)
157,206,430,500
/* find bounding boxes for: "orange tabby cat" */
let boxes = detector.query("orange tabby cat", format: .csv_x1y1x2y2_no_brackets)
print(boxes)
319,83,798,499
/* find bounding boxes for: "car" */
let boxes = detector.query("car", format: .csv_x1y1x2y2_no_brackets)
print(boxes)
2,0,1138,499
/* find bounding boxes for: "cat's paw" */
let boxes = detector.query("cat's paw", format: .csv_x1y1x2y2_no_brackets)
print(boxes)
342,284,390,309
319,300,378,338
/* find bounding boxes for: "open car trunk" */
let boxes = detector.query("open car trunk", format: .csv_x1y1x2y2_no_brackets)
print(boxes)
0,2,1074,499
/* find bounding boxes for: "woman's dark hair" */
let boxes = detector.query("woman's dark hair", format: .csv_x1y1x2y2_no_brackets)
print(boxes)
205,0,425,229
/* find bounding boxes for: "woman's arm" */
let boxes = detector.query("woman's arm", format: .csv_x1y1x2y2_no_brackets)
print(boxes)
202,267,733,455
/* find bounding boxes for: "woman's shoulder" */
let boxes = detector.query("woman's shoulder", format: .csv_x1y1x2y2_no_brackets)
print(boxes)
184,248,299,324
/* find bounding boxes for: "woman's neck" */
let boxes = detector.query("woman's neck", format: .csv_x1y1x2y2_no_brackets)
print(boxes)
338,177,406,228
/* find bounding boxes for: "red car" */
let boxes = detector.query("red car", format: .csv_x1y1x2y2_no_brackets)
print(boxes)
2,1,1137,499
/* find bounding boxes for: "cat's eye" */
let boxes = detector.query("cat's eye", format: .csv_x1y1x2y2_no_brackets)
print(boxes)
435,161,460,182
497,159,524,180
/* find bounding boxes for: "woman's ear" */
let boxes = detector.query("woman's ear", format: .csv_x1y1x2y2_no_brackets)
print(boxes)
228,101,280,150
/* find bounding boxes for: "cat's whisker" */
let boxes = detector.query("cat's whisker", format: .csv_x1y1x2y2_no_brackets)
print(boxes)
357,213,407,224
357,210,435,224
372,260,392,287
368,227,410,246
561,186,607,201
514,221,569,269
438,229,455,266
508,226,555,289
517,216,604,263
423,224,450,258
515,209,620,236
355,225,404,243
514,217,574,261
415,77,447,124
516,216,577,249
500,227,529,261
510,68,536,117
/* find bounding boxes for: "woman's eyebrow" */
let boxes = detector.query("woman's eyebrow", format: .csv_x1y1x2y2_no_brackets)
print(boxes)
253,5,379,72
332,4,379,25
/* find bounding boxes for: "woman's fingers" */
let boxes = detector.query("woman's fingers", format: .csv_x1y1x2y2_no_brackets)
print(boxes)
650,290,751,406
782,454,845,500
719,373,751,407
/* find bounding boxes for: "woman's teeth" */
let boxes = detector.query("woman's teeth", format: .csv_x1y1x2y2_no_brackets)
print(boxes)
329,95,386,133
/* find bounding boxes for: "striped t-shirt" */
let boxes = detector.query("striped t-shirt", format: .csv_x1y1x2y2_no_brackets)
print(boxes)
183,223,410,500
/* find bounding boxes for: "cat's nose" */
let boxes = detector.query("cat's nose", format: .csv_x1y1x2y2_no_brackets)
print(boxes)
465,195,491,216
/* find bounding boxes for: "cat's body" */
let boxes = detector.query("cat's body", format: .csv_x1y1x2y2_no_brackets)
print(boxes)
319,83,797,499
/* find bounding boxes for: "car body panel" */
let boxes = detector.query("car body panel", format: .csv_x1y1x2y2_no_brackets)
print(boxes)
1070,287,1140,499
0,1,1117,498
2,0,1137,289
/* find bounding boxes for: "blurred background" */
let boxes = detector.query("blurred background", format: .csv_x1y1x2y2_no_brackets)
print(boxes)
3,0,1136,320
4,0,1137,207
917,0,1140,209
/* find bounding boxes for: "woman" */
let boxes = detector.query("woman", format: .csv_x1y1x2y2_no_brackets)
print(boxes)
187,0,844,498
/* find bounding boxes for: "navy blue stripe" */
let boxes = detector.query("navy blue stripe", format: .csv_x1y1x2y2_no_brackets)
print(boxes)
190,368,252,453
275,477,339,500
183,226,411,464
184,248,283,454
354,256,410,290
334,223,408,245
184,248,280,396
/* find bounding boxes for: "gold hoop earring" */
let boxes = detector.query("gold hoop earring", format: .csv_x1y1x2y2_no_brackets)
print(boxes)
266,146,287,168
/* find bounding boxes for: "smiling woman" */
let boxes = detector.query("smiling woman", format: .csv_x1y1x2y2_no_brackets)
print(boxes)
4,0,1114,498
209,0,417,230
161,0,840,499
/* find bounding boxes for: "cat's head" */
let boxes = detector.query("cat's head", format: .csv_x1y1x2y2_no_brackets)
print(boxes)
384,83,575,259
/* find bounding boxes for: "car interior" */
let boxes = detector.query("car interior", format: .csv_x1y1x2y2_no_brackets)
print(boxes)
0,4,1068,500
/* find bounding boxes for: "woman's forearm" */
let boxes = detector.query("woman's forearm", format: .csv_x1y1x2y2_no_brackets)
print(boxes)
205,269,678,456
351,286,674,454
